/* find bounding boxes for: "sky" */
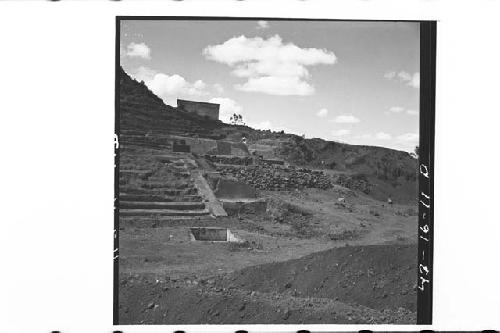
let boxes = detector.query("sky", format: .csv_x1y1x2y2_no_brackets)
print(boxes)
120,19,420,152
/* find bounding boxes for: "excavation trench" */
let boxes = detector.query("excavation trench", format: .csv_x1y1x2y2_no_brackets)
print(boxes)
188,227,242,242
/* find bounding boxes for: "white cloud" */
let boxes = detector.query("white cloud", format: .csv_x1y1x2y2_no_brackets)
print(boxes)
384,70,420,89
208,97,243,123
409,72,420,88
148,74,208,98
397,71,412,81
119,43,126,59
133,66,157,82
394,132,419,152
254,120,284,131
388,106,404,113
356,133,372,140
386,106,419,116
352,131,419,152
131,66,209,102
397,132,419,143
126,42,151,60
331,129,350,137
316,108,328,118
213,83,224,94
332,114,360,124
252,120,272,129
203,35,337,96
257,20,269,29
383,71,396,79
245,120,294,134
236,76,314,96
375,132,392,140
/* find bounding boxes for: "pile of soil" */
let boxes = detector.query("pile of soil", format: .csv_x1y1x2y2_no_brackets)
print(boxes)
119,278,357,325
217,244,417,312
119,244,417,324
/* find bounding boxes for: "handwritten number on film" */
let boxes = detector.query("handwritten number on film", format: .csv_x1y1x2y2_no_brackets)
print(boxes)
418,163,430,292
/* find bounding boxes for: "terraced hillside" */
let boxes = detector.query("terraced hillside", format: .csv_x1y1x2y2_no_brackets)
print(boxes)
118,67,418,203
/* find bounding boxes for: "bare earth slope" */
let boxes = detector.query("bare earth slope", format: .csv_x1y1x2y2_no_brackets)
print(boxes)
119,244,416,325
220,244,417,312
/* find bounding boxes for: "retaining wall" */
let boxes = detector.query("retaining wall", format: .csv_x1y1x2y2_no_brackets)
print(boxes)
214,179,257,199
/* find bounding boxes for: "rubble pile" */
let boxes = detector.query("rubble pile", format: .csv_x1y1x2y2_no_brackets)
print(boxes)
216,164,333,191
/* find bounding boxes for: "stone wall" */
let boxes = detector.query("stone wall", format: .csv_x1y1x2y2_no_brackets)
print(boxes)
172,139,191,152
248,143,277,159
177,99,219,121
221,199,267,216
205,155,254,166
214,179,257,199
230,142,250,156
170,136,249,156
189,227,227,241
178,137,218,155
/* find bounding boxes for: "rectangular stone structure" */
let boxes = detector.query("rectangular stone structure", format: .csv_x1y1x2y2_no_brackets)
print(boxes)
177,99,220,121
172,139,191,152
214,179,257,199
189,227,242,242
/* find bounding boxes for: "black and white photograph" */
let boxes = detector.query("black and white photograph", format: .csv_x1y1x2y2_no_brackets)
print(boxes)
3,1,500,332
116,18,431,325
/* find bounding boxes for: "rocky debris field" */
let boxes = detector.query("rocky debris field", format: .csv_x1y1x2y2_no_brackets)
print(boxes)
214,161,378,196
216,164,333,191
119,244,417,324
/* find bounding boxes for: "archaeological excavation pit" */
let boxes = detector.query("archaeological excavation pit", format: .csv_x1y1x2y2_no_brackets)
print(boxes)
188,227,242,242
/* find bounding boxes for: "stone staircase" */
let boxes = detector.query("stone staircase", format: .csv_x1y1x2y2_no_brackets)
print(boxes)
119,154,212,219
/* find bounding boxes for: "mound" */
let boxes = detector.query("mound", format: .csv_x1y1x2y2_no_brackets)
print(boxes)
119,244,417,324
219,244,417,312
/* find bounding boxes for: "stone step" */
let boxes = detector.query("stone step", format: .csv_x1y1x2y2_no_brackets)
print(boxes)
120,201,205,210
119,193,202,202
119,208,210,217
148,172,191,180
141,182,194,190
120,142,171,149
120,187,198,196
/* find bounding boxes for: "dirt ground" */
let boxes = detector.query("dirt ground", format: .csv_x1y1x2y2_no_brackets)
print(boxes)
118,185,417,324
119,244,416,325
